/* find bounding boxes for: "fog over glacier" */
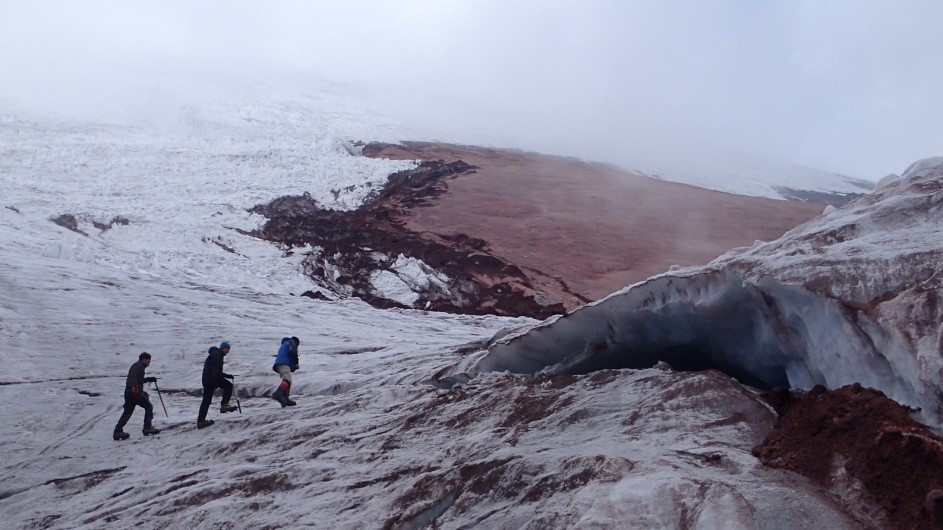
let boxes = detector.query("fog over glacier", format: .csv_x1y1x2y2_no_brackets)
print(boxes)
3,1,943,181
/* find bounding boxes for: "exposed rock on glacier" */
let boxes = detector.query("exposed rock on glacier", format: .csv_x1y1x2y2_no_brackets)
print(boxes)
247,159,570,319
753,383,943,530
461,157,943,425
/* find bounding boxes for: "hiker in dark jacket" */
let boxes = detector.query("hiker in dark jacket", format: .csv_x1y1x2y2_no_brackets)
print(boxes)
271,336,300,407
197,341,236,429
113,352,161,440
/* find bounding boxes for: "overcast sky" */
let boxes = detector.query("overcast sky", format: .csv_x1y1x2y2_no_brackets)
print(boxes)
2,1,941,180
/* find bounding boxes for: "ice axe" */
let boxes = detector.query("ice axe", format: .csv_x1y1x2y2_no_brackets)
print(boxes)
152,380,169,418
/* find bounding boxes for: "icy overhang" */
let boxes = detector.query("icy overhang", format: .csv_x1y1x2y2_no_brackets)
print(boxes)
466,269,933,422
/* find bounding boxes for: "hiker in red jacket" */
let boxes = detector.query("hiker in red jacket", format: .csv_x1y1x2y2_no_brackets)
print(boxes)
113,352,161,440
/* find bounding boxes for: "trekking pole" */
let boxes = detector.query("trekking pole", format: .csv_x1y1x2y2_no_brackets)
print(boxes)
153,380,169,417
233,377,242,414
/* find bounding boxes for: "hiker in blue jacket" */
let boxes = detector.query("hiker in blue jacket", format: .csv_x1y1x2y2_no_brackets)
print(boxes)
197,341,236,429
271,336,300,407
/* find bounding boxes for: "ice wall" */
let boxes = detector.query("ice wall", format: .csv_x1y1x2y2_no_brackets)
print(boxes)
472,270,925,414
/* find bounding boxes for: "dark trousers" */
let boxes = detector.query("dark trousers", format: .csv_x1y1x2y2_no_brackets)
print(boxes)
115,393,154,432
198,379,233,421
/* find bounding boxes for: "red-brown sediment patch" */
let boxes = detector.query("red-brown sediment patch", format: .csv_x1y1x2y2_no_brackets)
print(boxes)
754,384,943,529
364,142,825,306
250,141,830,318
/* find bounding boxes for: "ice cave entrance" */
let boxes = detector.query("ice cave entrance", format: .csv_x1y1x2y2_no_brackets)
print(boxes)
479,274,814,392
549,308,793,391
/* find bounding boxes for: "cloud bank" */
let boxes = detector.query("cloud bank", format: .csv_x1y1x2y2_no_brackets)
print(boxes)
2,0,941,181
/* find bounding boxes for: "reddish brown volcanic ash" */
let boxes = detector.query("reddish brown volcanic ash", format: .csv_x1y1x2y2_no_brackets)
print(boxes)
754,384,943,530
364,142,825,305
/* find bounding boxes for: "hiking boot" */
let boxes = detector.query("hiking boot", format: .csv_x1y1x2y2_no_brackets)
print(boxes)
113,431,130,441
272,392,288,408
142,426,161,436
197,420,215,429
285,399,297,406
220,403,238,413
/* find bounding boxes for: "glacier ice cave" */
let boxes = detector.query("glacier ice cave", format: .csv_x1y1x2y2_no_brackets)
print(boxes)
450,158,943,426
476,272,912,396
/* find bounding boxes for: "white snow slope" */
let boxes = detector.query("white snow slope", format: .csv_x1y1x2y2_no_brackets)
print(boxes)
0,72,888,529
629,151,873,203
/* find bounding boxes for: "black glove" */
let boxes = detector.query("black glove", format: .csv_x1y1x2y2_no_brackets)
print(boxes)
223,373,234,380
144,377,157,383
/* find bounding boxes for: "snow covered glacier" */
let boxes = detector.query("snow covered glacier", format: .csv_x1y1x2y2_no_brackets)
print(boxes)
457,157,943,426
